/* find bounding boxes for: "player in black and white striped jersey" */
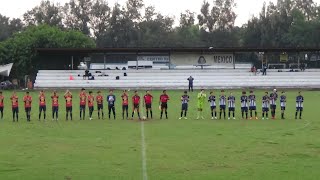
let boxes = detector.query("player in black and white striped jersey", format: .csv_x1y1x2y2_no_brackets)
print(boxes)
270,89,278,119
295,91,304,119
248,91,258,120
208,92,217,119
280,91,286,119
227,92,236,120
219,90,226,119
262,92,270,120
240,91,248,119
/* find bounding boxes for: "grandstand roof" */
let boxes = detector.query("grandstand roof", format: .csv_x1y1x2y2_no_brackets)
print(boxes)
35,47,320,55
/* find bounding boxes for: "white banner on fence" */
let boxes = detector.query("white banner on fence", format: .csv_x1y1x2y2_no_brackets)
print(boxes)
137,56,170,62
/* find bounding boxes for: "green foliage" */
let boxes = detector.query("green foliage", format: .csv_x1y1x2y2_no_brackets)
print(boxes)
0,25,95,78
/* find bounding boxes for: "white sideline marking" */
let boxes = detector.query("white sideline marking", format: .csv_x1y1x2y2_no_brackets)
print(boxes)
141,122,148,180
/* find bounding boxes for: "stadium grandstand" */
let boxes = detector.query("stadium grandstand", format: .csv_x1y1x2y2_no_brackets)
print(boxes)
34,47,320,89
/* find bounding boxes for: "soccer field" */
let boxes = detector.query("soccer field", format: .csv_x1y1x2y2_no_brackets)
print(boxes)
0,89,319,180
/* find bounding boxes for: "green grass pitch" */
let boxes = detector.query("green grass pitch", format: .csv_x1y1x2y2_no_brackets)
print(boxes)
0,89,319,180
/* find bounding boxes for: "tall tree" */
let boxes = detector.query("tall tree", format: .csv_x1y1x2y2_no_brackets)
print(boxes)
63,0,92,35
23,0,63,27
90,0,111,39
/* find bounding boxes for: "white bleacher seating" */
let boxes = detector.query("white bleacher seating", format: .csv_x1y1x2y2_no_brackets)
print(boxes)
34,68,320,89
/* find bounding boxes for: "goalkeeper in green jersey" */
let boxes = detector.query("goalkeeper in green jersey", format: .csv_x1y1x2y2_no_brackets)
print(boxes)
197,89,206,119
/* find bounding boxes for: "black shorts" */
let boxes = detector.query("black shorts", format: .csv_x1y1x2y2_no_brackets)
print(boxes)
211,106,216,110
249,106,256,111
270,105,276,110
12,107,19,113
241,107,248,112
97,104,103,110
182,104,188,111
281,106,286,110
220,105,226,110
262,107,269,112
80,105,86,111
229,107,235,111
108,105,115,111
123,105,128,111
89,106,94,112
25,107,31,112
145,104,152,109
296,107,303,111
161,103,168,109
0,107,3,112
39,105,46,112
133,104,139,109
66,107,73,112
52,106,59,112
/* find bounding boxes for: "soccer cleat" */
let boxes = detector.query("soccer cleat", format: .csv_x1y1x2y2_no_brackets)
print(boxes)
249,117,252,120
196,117,199,120
255,117,258,120
184,117,187,120
201,116,204,120
215,117,217,120
211,117,214,120
262,118,265,120
233,117,236,120
179,117,182,120
90,118,92,121
228,117,230,120
266,118,269,120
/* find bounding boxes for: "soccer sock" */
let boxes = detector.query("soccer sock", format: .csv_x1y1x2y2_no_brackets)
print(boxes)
109,111,111,119
233,112,235,118
300,111,302,118
13,112,15,121
160,111,163,119
241,111,244,118
184,111,187,117
150,110,153,118
219,111,222,119
102,111,105,119
44,112,46,120
56,111,58,119
132,112,134,118
66,112,68,120
266,112,268,118
147,111,149,118
26,113,28,119
70,112,72,120
52,111,55,119
255,111,257,117
138,112,140,118
112,109,116,119
98,111,100,119
83,111,85,120
250,111,253,117
80,111,82,119
215,112,217,117
228,111,230,118
246,112,248,119
262,112,264,118
39,112,41,120
180,111,183,118
211,111,213,117
223,111,226,119
0,111,2,119
295,111,298,118
165,111,168,118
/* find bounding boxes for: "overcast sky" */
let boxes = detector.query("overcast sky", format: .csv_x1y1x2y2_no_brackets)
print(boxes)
1,0,319,26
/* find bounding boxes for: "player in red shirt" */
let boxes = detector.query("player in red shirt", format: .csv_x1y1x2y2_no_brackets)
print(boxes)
121,90,129,120
96,91,104,119
51,91,59,121
79,88,87,120
88,91,94,120
23,91,32,122
159,90,170,119
10,91,19,122
143,90,153,119
131,90,141,120
0,91,4,119
39,90,47,121
64,90,73,120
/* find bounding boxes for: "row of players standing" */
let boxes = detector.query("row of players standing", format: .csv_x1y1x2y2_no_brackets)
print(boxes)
190,89,304,120
0,89,170,122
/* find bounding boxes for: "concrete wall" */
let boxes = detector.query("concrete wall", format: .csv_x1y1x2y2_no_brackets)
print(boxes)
170,52,234,66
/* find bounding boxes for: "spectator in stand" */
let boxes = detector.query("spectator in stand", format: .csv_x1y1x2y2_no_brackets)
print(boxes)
262,64,267,76
251,66,257,76
187,76,194,92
